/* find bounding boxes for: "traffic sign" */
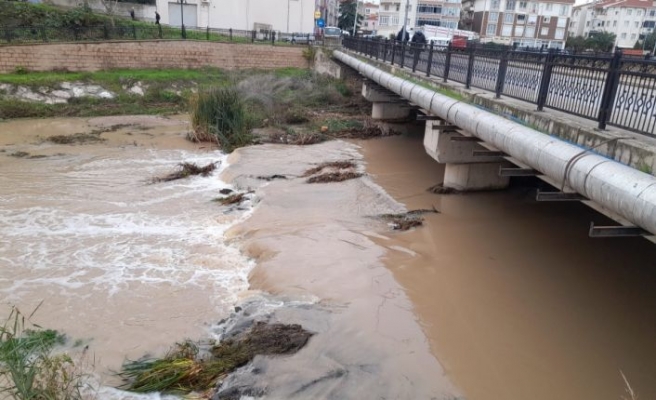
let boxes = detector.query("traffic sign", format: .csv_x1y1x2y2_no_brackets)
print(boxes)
316,18,325,28
314,11,321,19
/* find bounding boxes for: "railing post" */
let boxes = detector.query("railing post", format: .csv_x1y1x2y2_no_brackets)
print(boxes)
251,30,255,43
412,43,419,72
383,39,388,62
207,26,210,40
181,25,186,39
465,46,475,89
495,49,509,98
536,49,556,111
426,42,434,77
444,43,452,82
158,24,163,39
597,50,623,130
390,40,396,65
271,31,275,45
229,28,233,41
132,25,137,40
40,26,47,42
73,26,79,41
400,40,406,68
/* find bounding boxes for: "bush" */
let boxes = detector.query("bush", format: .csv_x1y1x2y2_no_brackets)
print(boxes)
0,306,91,400
189,87,253,152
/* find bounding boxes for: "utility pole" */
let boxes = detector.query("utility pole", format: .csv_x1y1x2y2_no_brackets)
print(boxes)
287,0,290,32
352,0,358,36
401,0,410,39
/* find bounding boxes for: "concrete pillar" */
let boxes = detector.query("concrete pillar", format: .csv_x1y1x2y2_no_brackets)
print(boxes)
362,81,411,121
443,162,510,191
424,118,510,191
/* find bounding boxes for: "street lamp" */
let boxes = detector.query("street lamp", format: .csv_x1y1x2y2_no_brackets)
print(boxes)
352,1,358,36
401,0,410,39
179,0,186,38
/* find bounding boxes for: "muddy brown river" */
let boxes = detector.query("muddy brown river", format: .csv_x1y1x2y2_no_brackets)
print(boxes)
1,115,655,399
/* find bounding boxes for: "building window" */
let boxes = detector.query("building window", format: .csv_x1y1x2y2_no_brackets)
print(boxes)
644,20,656,28
418,4,442,14
491,0,500,10
489,12,499,21
365,8,371,14
417,18,442,26
506,0,516,11
504,13,514,23
541,27,549,35
515,25,525,35
487,23,498,35
555,28,565,39
559,5,569,16
364,21,369,27
407,5,412,11
627,9,633,15
502,24,513,36
391,15,399,25
518,1,527,10
651,10,656,17
384,4,389,11
525,26,535,37
543,16,550,23
631,33,637,39
529,2,537,13
638,9,643,16
624,20,629,27
613,20,617,27
380,16,389,25
396,4,400,11
621,32,627,39
517,14,526,23
545,3,553,11
557,17,566,27
528,14,537,24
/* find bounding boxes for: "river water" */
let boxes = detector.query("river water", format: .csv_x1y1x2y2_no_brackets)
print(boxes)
1,115,655,400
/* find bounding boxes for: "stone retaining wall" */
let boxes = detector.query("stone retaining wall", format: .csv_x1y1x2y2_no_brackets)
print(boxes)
0,40,308,73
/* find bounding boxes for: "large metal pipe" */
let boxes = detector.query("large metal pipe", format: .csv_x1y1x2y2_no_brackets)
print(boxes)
334,50,656,236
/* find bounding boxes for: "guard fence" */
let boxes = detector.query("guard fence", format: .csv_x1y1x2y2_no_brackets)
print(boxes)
343,36,656,137
0,24,318,47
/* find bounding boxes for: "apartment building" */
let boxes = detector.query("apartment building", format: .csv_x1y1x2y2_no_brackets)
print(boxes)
471,0,574,48
415,0,462,29
568,0,653,48
317,0,340,28
361,2,381,34
157,0,316,33
377,0,419,38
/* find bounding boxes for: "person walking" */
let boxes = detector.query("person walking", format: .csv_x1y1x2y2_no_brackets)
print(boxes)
395,27,409,42
155,11,161,25
130,7,136,20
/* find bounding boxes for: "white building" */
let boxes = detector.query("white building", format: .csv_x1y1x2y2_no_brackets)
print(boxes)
377,0,420,38
156,0,316,33
472,0,574,49
568,0,652,48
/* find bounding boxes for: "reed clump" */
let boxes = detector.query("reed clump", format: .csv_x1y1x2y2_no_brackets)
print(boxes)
119,322,312,395
0,306,91,400
189,88,253,152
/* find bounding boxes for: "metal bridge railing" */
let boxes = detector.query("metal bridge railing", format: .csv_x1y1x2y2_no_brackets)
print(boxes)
0,25,319,47
343,36,656,137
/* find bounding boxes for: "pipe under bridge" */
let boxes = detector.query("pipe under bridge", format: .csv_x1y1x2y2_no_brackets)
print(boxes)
334,50,656,241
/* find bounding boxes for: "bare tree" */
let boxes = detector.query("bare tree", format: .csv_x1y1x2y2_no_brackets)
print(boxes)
99,0,119,25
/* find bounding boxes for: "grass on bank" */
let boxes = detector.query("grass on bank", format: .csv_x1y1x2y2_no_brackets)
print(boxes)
0,306,90,400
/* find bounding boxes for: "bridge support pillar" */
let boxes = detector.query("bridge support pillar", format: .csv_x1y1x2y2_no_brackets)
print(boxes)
444,162,510,191
362,81,411,121
424,118,510,191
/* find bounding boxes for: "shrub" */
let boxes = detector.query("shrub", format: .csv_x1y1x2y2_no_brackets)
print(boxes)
189,87,253,152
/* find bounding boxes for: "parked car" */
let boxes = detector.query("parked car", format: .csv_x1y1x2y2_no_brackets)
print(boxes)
281,33,315,44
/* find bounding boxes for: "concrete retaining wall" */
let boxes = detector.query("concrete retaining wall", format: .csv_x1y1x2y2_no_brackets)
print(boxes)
0,40,308,73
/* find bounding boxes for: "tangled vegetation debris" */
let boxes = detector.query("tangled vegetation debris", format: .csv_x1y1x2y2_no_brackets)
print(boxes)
303,161,357,177
256,174,288,181
427,183,461,195
47,132,106,145
213,192,248,205
9,151,29,158
307,171,363,184
152,162,217,183
379,207,440,231
118,322,312,395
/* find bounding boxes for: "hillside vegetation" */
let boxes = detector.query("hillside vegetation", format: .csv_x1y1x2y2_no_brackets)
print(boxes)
0,1,138,28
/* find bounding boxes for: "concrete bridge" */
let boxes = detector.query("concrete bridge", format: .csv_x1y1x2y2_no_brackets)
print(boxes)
332,50,656,243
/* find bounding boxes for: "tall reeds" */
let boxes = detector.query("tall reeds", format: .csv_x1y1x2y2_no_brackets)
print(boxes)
189,88,253,152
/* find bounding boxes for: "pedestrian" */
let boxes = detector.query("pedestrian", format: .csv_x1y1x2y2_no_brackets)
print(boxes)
130,7,135,21
411,29,426,45
155,11,161,25
395,27,409,42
